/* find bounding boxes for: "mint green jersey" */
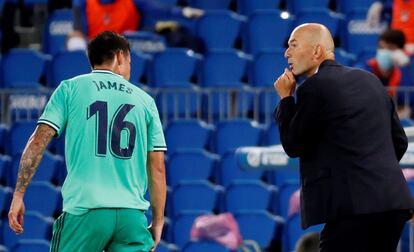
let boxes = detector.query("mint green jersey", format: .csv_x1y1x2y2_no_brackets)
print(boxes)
38,70,167,215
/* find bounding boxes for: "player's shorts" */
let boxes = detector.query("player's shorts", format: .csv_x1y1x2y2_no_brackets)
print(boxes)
49,208,154,252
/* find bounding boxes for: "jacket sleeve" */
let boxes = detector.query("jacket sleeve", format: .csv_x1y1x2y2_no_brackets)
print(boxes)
390,97,408,161
274,83,324,158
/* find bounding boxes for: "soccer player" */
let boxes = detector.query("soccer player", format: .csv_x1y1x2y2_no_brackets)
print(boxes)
8,31,167,252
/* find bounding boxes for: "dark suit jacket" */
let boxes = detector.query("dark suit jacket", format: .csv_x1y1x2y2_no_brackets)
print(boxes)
275,60,414,228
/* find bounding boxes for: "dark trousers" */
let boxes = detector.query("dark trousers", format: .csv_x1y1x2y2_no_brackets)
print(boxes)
320,210,412,252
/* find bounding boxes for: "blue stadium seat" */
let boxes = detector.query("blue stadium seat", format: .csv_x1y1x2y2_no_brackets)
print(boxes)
43,9,74,55
293,8,343,38
167,149,218,187
336,0,376,14
267,169,300,188
0,186,12,215
282,213,324,252
196,10,245,51
12,239,50,252
7,121,37,157
165,119,213,154
237,0,280,16
200,49,249,87
287,0,330,14
47,50,90,87
225,181,275,213
218,152,264,187
182,241,231,252
235,210,284,250
25,181,61,217
212,119,263,155
0,155,11,186
124,31,166,54
341,10,386,55
334,48,357,66
149,48,201,117
11,152,62,186
187,0,232,10
3,212,53,249
275,180,300,219
156,240,179,252
355,47,377,64
243,10,293,55
156,0,178,6
172,210,211,249
171,180,223,217
265,122,281,145
0,49,47,88
130,51,151,86
400,118,414,127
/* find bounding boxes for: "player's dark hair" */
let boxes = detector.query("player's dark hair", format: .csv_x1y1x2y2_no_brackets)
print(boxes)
295,232,320,252
380,29,406,49
87,31,130,67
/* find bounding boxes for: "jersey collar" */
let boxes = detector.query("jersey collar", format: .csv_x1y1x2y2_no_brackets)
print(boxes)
92,69,123,78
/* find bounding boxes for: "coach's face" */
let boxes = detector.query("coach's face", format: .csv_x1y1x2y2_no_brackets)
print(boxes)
284,29,317,77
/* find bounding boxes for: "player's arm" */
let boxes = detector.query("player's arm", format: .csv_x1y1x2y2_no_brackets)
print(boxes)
146,151,166,252
8,124,56,234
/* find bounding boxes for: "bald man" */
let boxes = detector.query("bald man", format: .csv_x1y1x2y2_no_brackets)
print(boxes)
274,23,414,252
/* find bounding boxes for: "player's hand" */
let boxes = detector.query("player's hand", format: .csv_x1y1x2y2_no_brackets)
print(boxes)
274,68,296,99
148,220,164,252
8,193,25,234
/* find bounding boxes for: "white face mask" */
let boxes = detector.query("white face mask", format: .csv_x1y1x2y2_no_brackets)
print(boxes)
391,49,410,67
66,36,87,51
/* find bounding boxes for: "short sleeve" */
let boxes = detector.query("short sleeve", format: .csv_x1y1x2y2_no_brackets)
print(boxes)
38,81,70,136
147,100,167,152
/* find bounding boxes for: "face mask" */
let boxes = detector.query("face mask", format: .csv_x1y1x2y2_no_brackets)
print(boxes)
391,49,410,67
66,36,87,51
376,49,394,70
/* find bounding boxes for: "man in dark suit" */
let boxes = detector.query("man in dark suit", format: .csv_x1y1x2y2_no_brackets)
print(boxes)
274,23,414,252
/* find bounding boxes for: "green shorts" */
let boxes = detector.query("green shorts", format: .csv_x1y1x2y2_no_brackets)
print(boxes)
50,208,154,252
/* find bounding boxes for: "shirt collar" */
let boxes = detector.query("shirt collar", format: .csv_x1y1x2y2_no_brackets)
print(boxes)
92,69,123,79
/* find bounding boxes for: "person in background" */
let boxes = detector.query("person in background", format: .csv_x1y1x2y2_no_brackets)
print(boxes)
356,29,413,118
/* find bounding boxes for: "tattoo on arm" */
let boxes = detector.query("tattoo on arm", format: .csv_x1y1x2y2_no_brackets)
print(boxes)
15,124,56,194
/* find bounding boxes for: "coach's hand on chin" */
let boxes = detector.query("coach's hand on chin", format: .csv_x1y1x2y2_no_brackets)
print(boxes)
274,68,296,99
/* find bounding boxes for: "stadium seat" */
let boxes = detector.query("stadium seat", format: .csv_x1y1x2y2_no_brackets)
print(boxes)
341,10,386,55
25,181,61,217
237,0,280,16
156,240,179,252
171,180,223,217
218,152,264,187
3,211,53,249
336,0,376,14
212,119,263,155
334,48,357,67
400,118,414,127
7,121,37,157
225,180,275,213
172,210,211,248
235,210,284,250
195,10,245,51
282,213,324,252
267,168,300,188
186,0,232,10
47,50,90,87
11,152,63,186
12,239,50,252
0,186,12,215
167,149,218,187
165,119,213,154
355,47,377,64
293,8,343,38
156,0,178,5
149,48,201,117
43,9,74,55
275,180,300,218
130,51,151,86
243,10,293,55
0,49,47,88
124,31,166,54
182,241,231,252
0,155,11,186
286,0,330,14
265,122,281,145
250,49,286,87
